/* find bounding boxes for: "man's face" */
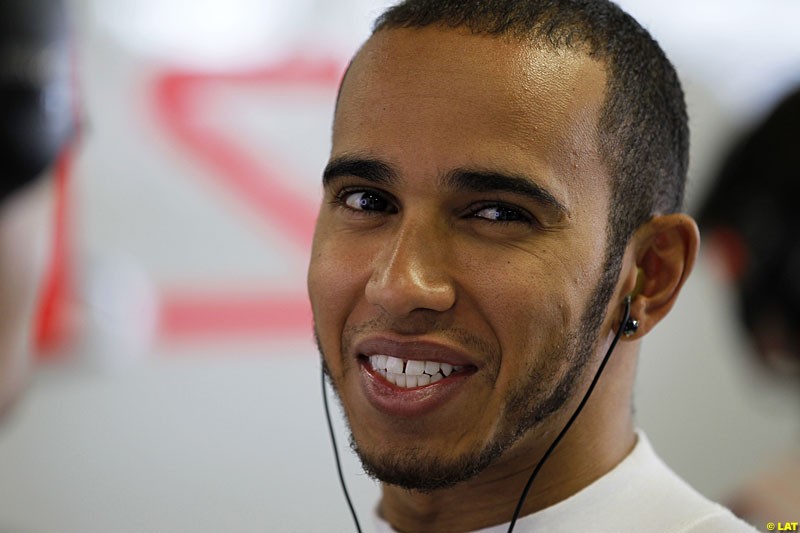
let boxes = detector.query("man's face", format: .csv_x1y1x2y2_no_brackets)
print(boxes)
308,27,615,490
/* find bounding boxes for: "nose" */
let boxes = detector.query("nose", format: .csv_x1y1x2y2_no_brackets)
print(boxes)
365,220,456,317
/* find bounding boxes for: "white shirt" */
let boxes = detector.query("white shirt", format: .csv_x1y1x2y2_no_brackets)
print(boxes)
375,432,757,532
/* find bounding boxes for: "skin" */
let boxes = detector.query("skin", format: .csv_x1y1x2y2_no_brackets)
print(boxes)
0,177,54,419
308,26,698,532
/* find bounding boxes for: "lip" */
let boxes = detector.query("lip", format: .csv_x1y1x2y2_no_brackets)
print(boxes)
354,335,479,367
354,335,480,418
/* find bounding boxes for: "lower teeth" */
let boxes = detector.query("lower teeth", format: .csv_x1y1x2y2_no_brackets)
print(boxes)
383,371,445,388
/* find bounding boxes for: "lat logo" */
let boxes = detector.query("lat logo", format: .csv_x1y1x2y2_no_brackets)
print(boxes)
768,523,800,531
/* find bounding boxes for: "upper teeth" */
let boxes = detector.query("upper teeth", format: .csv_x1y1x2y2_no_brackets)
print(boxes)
368,355,464,388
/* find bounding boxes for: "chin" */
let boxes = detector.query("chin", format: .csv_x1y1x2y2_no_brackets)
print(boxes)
350,426,517,492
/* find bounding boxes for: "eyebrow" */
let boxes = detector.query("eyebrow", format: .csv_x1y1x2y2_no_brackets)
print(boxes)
322,156,568,215
323,156,396,186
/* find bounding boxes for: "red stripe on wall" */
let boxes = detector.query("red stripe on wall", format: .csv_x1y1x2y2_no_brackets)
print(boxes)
159,294,313,339
151,56,343,339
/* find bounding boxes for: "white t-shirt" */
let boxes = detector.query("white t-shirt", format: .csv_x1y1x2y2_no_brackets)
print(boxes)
375,432,757,532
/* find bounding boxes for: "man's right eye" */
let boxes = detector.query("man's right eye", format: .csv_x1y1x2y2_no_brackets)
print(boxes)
342,190,391,212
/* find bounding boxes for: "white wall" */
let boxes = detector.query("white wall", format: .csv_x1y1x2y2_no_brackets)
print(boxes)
1,1,799,531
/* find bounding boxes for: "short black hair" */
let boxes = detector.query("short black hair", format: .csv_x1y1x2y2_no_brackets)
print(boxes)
0,0,73,204
372,0,689,265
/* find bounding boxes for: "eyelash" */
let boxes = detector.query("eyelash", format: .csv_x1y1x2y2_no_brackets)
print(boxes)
332,187,535,226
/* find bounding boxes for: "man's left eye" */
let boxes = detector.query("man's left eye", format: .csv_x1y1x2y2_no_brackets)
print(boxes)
473,205,529,223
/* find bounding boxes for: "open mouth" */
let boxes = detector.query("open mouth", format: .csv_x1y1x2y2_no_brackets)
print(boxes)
363,354,473,388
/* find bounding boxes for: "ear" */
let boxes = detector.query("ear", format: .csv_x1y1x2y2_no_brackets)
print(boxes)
622,213,700,338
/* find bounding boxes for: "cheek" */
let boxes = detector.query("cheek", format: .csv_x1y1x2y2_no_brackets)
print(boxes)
456,245,588,372
461,247,573,325
0,184,54,410
307,231,371,363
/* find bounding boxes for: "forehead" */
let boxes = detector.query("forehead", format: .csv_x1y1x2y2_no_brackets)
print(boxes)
334,27,608,199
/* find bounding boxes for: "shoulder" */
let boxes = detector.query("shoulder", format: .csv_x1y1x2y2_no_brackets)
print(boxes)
608,433,758,532
506,432,759,533
678,510,758,532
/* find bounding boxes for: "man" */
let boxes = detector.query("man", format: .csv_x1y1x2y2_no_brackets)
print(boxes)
697,85,800,526
0,0,73,418
698,86,800,375
307,0,756,531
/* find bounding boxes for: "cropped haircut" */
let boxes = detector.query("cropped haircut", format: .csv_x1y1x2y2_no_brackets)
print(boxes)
372,0,689,266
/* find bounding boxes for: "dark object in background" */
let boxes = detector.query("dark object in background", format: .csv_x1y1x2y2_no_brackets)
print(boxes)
696,87,800,372
0,0,74,202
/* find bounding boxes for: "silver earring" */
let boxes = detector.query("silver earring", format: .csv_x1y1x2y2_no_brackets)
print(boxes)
622,318,639,337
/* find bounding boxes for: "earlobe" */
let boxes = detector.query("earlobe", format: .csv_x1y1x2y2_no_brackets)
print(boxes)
624,213,700,338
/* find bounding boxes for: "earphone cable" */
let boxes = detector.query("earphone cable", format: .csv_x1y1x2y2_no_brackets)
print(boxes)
323,296,632,533
506,296,632,532
322,367,363,533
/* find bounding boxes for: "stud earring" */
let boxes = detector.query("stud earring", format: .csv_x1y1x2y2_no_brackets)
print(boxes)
622,317,640,337
622,291,640,338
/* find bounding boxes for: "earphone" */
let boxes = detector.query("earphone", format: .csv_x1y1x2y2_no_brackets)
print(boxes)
322,285,641,533
322,368,362,533
622,268,644,337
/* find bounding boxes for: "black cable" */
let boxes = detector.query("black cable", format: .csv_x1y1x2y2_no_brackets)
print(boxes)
506,295,632,532
322,367,363,533
323,297,631,533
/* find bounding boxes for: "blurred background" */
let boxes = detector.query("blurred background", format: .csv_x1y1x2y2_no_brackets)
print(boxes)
0,0,799,531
